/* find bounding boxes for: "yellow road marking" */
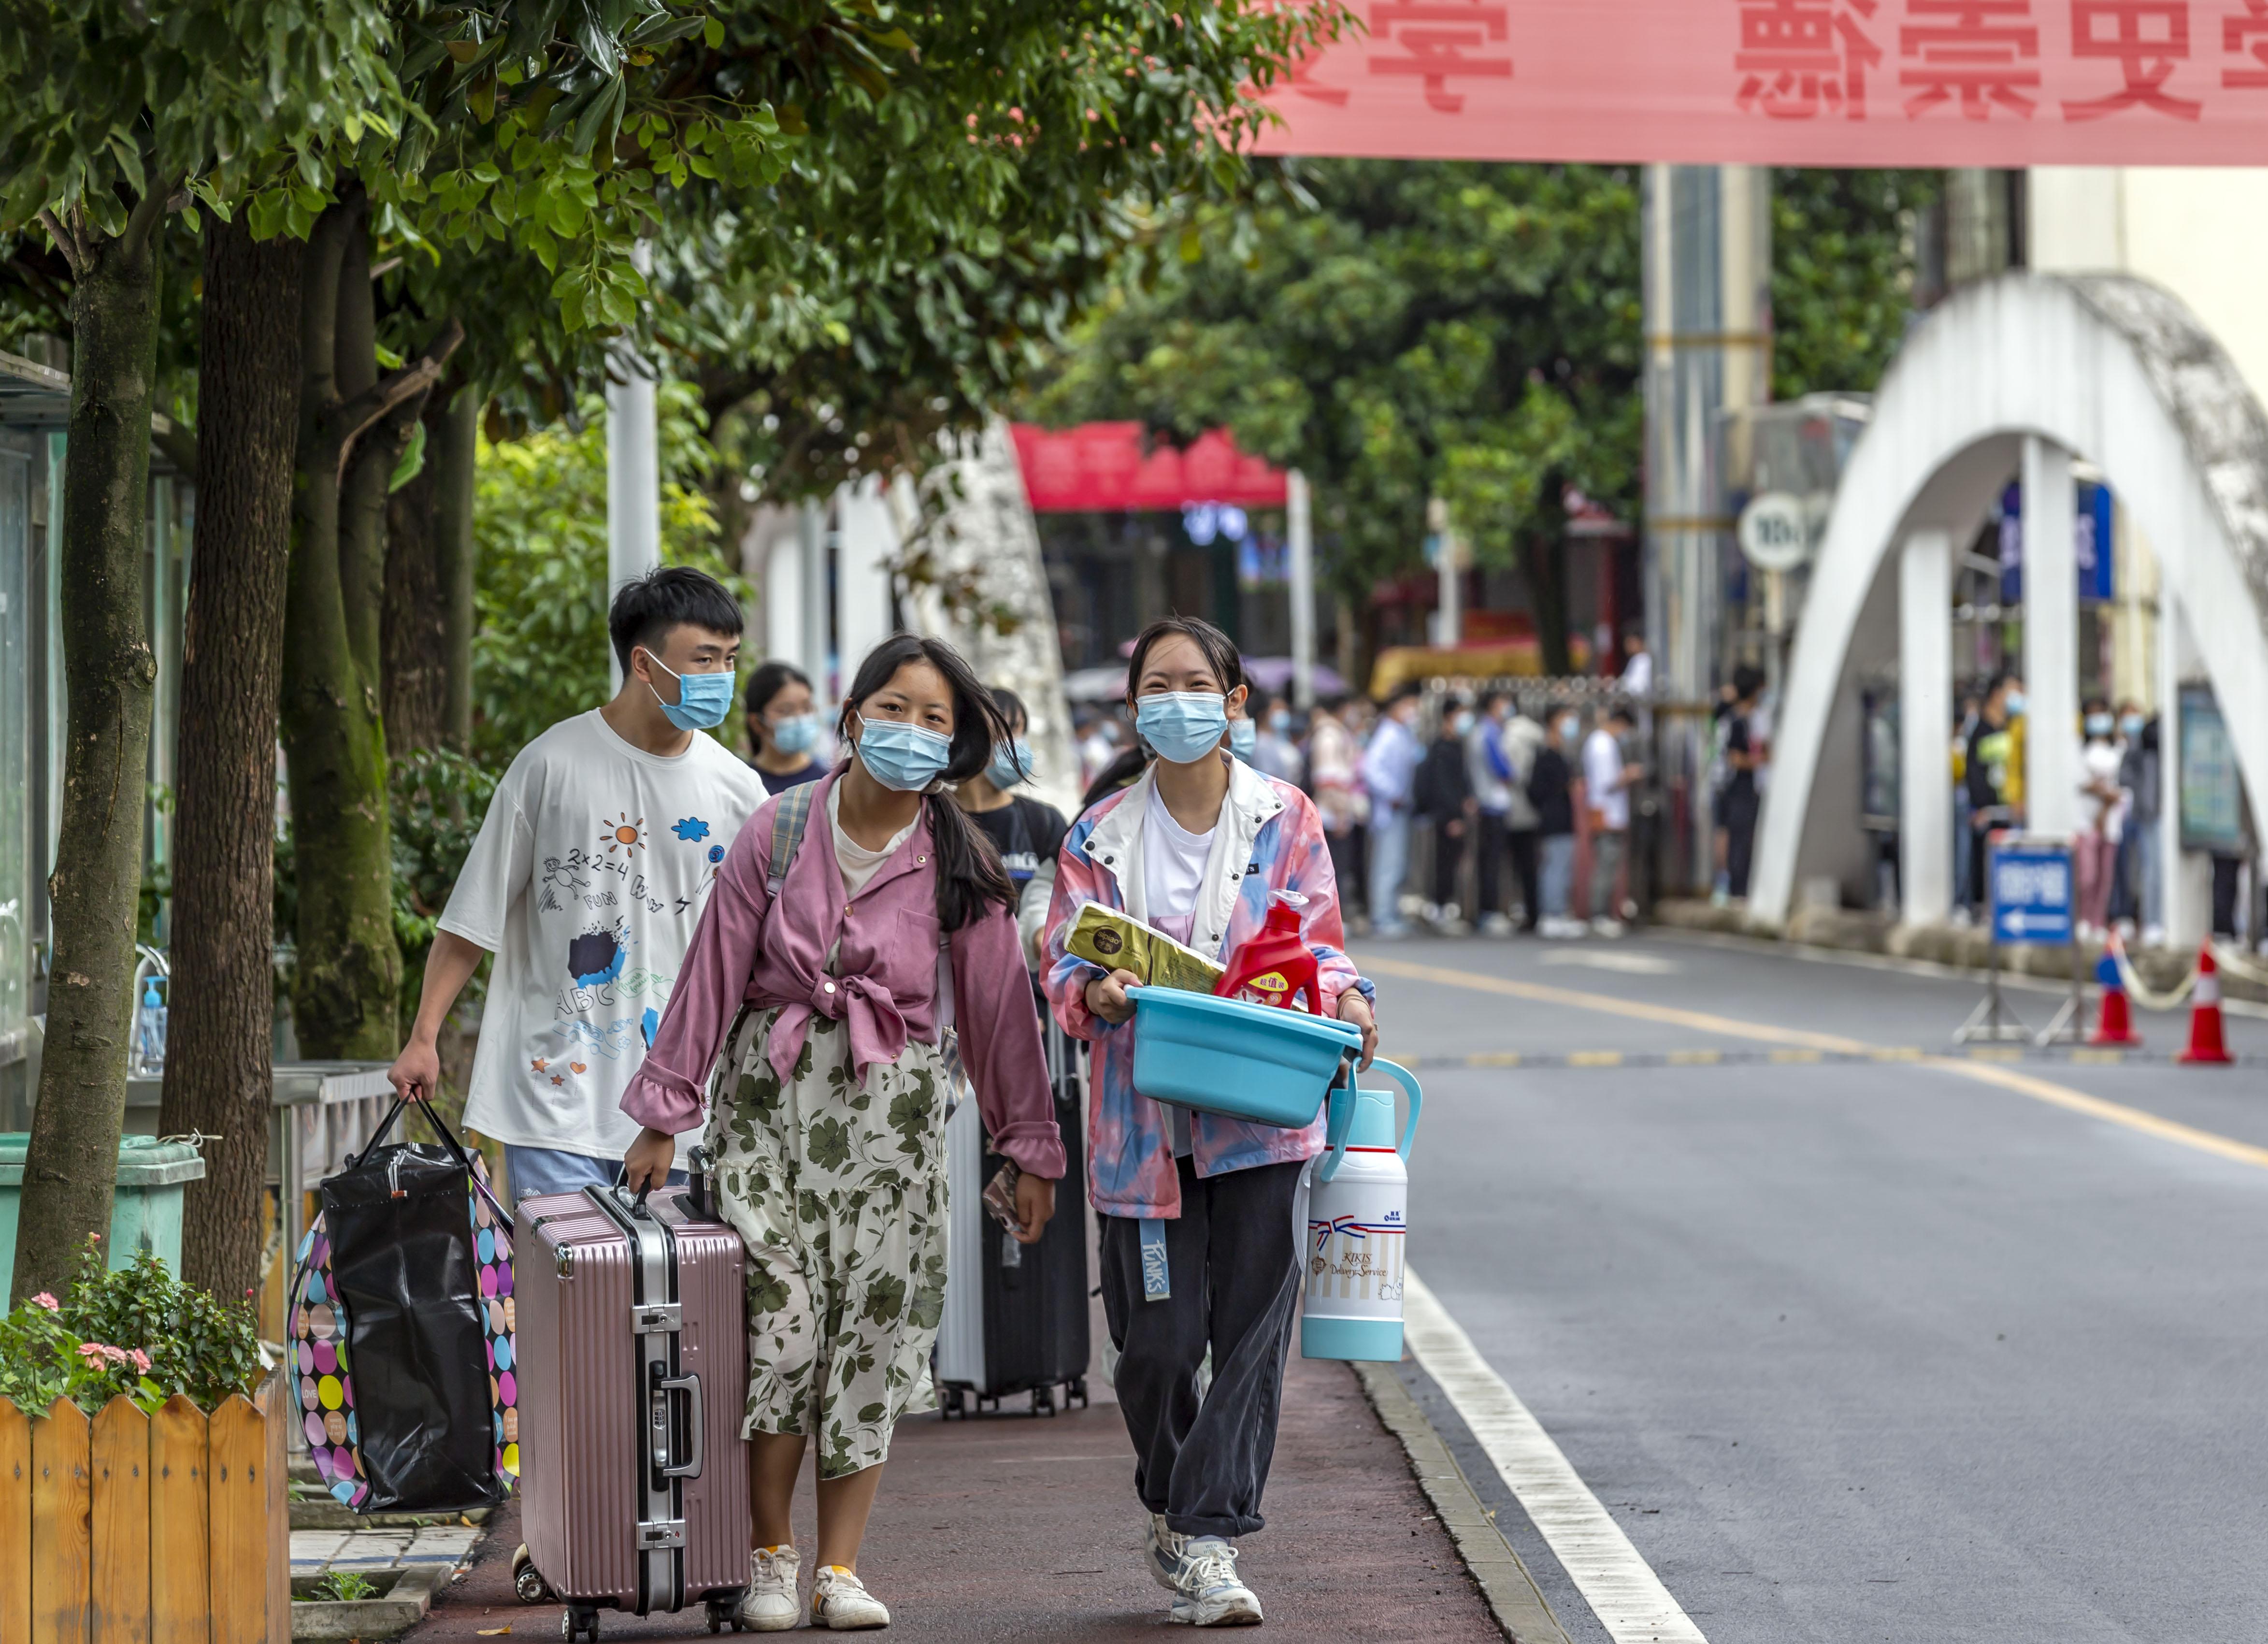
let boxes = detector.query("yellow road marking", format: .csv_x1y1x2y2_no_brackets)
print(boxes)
1372,952,2268,1174
1666,1049,1723,1066
1567,1051,1624,1068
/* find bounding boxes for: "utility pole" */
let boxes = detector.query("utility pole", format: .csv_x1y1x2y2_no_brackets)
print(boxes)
604,242,660,692
1641,165,1772,890
1288,470,1316,709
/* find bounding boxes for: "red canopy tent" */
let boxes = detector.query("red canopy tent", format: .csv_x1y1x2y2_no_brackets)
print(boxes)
1010,422,1288,514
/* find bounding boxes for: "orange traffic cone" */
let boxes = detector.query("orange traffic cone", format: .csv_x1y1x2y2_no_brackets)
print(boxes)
2089,934,2143,1047
2178,944,2234,1066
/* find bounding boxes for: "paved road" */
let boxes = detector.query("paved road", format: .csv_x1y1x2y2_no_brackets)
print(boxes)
1362,930,2268,1644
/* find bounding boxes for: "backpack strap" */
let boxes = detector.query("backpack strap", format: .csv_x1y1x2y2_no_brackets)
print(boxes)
756,783,818,958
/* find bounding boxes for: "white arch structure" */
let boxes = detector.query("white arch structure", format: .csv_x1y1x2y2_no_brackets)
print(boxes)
1752,274,2268,945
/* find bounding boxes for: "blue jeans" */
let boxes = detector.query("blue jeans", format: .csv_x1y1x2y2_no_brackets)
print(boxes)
1538,834,1576,919
502,1143,683,1206
1367,807,1413,933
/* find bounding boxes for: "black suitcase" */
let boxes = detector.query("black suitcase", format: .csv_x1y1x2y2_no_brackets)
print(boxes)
935,1020,1091,1415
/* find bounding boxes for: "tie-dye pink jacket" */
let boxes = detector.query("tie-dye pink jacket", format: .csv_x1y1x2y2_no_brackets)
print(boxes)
1042,756,1375,1220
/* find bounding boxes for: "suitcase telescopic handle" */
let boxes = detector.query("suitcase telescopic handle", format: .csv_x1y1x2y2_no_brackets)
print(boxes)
652,1371,703,1480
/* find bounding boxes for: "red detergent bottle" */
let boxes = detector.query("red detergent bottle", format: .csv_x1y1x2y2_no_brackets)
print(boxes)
1215,890,1321,1013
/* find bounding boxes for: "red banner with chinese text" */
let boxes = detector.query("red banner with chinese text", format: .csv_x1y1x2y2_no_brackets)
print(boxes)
1255,0,2268,165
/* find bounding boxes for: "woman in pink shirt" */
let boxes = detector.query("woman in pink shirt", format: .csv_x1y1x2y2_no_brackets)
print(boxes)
621,634,1063,1631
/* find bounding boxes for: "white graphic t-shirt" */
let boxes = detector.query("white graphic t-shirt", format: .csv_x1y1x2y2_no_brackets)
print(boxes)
442,709,766,1160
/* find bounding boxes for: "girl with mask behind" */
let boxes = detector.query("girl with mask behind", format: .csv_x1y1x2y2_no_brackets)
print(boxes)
745,660,825,795
621,635,1064,1631
1041,617,1378,1628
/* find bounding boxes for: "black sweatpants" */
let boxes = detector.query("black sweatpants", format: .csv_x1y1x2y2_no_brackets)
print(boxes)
1099,1156,1303,1539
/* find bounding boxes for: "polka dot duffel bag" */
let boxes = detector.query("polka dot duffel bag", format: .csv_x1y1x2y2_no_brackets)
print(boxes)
288,1094,517,1514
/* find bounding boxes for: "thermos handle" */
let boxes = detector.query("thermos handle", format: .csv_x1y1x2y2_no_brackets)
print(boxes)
1317,1056,1423,1185
1369,1058,1423,1161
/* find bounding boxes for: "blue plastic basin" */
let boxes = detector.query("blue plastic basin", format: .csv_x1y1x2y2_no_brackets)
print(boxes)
1130,989,1362,1129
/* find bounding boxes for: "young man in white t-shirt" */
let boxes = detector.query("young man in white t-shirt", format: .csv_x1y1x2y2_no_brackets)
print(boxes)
1581,703,1643,938
386,567,767,1201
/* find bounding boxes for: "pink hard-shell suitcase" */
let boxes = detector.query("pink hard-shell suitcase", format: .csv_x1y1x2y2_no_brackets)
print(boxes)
511,1164,751,1638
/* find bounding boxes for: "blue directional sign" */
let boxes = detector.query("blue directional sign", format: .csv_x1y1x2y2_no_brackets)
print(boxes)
1989,842,2074,947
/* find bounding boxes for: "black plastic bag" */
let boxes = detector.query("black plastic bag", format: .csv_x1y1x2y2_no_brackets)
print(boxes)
318,1101,507,1513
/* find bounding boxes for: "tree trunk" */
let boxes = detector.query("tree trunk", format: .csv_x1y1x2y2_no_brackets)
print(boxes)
282,198,461,1061
382,406,447,754
158,220,302,1303
434,389,479,751
283,202,400,1061
12,207,164,1303
1524,534,1572,677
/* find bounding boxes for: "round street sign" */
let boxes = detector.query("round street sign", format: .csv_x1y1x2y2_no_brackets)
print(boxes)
1738,491,1812,573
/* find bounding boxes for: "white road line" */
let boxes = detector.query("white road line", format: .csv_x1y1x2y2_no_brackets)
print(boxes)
1405,1268,1708,1644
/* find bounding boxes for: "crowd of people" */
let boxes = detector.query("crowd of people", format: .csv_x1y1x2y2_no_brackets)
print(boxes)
1954,671,2169,943
1073,651,1695,941
388,571,1378,1631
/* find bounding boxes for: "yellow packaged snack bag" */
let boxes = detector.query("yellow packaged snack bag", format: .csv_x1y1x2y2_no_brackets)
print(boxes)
1064,902,1226,994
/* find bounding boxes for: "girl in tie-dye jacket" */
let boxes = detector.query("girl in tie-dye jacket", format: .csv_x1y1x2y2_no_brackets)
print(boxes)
1041,756,1376,1217
1040,616,1378,1610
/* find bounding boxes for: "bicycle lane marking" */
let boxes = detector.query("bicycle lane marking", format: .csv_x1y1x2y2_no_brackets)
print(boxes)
1362,953,2268,1175
1404,1268,1709,1644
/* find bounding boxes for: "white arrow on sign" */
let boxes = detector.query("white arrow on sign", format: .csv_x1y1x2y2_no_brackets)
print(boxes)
1998,910,2068,936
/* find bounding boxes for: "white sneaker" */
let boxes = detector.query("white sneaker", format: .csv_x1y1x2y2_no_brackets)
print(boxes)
1479,913,1513,937
1169,1537,1263,1627
811,1565,890,1630
735,1545,800,1632
2142,924,2167,949
1591,917,1626,938
1146,1513,1189,1590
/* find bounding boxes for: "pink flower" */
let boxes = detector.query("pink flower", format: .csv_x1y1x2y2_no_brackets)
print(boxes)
74,1343,106,1364
129,1349,151,1374
29,1293,57,1312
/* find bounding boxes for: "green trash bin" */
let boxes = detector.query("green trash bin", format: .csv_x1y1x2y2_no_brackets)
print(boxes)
0,1134,207,1306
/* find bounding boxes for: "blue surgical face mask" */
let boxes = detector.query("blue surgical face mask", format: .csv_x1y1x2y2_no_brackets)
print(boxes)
646,653,735,732
2086,713,2113,738
2120,713,2145,737
769,712,818,754
1228,719,1258,761
1268,708,1292,735
1136,692,1229,765
987,737,1034,790
2004,689,2027,716
855,716,954,793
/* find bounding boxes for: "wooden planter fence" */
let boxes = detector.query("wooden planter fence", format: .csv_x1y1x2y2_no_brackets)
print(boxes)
0,1370,287,1644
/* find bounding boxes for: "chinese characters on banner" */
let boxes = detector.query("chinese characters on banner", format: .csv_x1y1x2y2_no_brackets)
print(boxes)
1255,1,2268,163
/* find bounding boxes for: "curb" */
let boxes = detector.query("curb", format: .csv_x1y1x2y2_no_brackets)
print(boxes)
1352,1361,1570,1644
292,1565,451,1642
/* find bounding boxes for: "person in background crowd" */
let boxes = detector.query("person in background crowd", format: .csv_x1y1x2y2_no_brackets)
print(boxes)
1079,710,1124,789
1361,685,1425,939
1530,707,1581,937
1619,625,1652,695
1581,703,1642,937
1044,616,1377,1629
2074,696,2126,941
1251,691,1306,786
387,567,765,1203
1720,665,1767,902
1415,694,1477,933
746,659,826,796
1307,695,1368,931
622,633,1062,1631
1465,691,1522,935
956,686,1070,970
1951,692,1981,920
1967,673,2024,915
1227,691,1260,765
2115,700,2164,945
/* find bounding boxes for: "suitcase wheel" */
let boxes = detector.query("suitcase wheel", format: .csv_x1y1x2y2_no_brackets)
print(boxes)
562,1606,601,1641
1068,1376,1090,1409
512,1545,554,1605
1032,1384,1056,1418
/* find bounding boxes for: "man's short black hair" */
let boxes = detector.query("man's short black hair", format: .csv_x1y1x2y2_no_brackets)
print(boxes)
609,566,742,675
1605,700,1636,727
